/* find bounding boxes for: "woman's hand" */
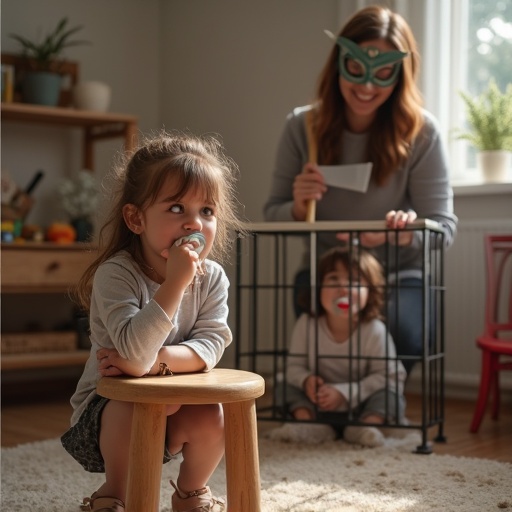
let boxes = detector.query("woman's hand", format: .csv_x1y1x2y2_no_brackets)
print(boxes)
292,163,327,221
385,209,417,245
97,347,155,378
336,209,417,247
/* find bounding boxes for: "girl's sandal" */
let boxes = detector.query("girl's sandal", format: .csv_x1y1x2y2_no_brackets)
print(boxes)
170,480,225,512
80,494,125,512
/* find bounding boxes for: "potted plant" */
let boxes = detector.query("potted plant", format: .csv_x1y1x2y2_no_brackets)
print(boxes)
9,17,89,106
455,79,512,182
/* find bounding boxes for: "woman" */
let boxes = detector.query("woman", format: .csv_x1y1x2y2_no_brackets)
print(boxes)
263,5,458,374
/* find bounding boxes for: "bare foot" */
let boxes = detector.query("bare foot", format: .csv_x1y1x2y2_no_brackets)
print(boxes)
292,407,314,421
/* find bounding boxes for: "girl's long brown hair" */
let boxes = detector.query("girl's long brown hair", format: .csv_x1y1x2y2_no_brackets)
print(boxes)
313,5,424,185
74,131,246,312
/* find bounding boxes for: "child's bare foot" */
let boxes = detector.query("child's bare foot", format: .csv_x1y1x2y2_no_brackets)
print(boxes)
292,407,314,421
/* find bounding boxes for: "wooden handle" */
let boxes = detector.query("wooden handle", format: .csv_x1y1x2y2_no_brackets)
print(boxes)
305,109,317,223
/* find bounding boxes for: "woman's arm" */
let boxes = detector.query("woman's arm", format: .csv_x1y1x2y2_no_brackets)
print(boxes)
264,107,320,222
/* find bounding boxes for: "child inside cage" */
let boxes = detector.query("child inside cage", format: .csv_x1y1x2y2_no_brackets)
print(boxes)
60,131,244,512
282,246,407,447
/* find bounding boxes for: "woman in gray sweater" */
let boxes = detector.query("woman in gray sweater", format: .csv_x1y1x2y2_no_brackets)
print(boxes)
264,5,458,374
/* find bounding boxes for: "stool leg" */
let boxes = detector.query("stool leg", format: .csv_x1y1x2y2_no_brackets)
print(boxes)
125,402,167,512
223,400,261,512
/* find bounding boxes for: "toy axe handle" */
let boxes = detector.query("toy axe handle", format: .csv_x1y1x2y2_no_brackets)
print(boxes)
305,110,317,223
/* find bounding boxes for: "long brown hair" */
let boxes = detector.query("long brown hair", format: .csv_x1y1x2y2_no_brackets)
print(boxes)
313,5,424,185
74,131,246,312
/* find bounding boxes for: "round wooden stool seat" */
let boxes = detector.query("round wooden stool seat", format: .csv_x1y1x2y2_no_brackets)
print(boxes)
97,368,265,512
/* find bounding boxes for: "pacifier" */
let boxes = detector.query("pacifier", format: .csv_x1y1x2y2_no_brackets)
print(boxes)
173,232,206,255
335,297,350,311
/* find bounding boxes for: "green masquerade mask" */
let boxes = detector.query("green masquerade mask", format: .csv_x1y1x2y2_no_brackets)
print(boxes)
334,35,408,87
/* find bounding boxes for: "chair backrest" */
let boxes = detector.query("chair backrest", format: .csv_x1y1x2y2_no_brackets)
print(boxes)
484,234,512,337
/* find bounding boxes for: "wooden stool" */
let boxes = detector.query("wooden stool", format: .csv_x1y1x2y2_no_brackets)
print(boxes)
97,368,265,512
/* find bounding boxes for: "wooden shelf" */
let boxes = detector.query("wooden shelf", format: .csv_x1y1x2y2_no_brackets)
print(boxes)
1,350,90,371
2,99,138,373
1,102,138,170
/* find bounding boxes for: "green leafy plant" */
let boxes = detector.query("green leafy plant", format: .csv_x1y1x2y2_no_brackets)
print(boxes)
9,17,89,72
455,79,512,151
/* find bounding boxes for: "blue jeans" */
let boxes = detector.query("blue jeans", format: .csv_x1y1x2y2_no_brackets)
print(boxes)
293,270,431,374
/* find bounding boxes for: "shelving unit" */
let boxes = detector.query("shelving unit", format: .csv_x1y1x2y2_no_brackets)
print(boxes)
1,102,138,170
1,102,138,371
1,242,94,370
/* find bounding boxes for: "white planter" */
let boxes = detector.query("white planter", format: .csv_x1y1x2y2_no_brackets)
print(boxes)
73,81,111,112
477,150,511,183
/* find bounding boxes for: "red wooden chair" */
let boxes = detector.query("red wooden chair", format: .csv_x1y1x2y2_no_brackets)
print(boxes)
470,234,512,433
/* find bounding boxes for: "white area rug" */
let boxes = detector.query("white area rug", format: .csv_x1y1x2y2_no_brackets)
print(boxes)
2,430,511,512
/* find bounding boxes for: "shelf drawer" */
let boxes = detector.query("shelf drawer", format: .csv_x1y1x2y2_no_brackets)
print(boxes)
1,243,95,292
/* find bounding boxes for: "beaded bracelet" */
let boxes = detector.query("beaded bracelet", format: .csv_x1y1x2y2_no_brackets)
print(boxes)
158,362,173,376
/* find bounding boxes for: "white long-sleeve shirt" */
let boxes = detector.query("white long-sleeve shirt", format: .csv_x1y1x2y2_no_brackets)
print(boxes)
286,314,406,411
69,250,232,425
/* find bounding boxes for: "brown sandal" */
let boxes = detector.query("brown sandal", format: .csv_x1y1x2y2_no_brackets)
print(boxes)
80,493,125,512
170,480,225,512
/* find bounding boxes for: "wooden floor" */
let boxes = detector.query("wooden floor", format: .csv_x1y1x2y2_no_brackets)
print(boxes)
1,378,511,463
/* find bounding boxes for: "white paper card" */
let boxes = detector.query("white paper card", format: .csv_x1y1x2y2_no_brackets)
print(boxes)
319,163,373,193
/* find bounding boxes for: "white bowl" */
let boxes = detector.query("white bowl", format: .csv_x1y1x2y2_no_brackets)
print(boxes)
73,81,111,112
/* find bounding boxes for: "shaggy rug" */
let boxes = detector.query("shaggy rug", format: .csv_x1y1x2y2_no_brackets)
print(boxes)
1,428,511,512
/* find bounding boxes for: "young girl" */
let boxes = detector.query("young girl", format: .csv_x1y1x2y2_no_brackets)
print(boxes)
285,246,407,448
61,132,244,512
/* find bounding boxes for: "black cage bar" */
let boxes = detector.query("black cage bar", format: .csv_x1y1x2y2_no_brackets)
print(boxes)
235,220,446,454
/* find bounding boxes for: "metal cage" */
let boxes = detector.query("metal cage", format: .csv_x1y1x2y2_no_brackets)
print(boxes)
234,220,446,454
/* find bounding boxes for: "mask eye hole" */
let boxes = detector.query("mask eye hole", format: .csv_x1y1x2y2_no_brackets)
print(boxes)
345,58,364,78
374,65,396,81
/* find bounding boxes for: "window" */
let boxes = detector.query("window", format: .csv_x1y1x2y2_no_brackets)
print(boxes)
446,0,512,180
463,1,512,171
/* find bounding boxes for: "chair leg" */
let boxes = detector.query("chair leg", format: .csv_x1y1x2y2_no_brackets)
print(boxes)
491,365,500,420
125,402,167,512
470,350,493,433
223,400,261,512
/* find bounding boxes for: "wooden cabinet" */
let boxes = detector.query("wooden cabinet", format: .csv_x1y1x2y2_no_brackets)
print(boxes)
1,243,95,370
1,102,138,370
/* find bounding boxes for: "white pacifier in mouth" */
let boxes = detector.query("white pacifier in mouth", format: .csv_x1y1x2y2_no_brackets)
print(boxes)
174,232,206,255
335,297,350,310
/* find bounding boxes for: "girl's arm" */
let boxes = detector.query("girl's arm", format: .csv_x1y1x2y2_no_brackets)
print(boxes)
332,321,406,407
97,261,231,376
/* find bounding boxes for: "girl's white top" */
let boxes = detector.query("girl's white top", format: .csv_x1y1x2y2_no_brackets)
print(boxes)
286,314,406,411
